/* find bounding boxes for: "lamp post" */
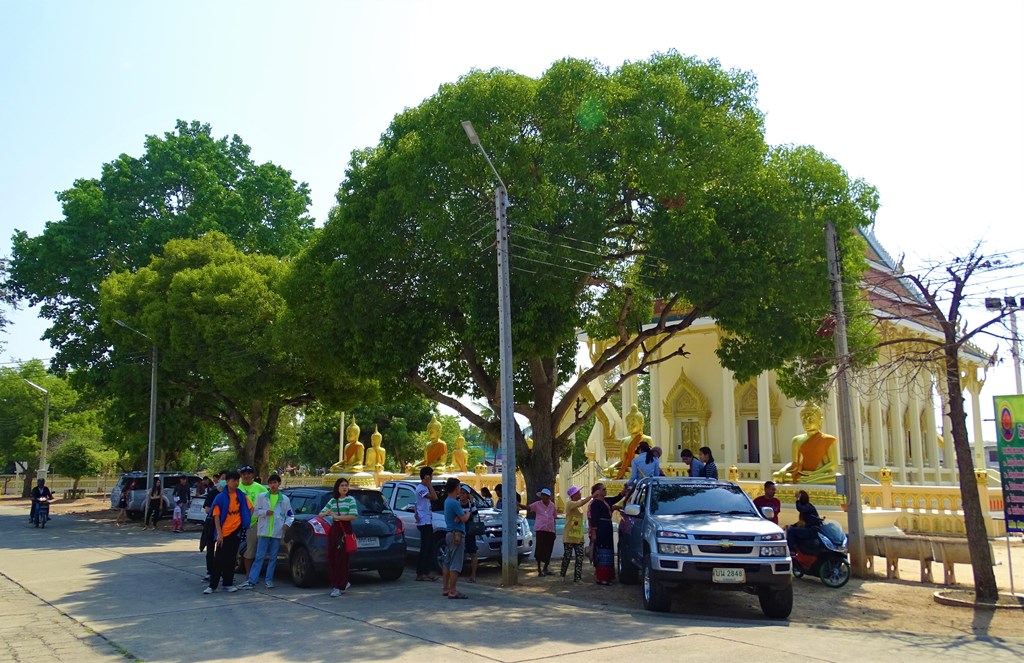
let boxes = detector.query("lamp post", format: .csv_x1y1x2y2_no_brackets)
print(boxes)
115,319,158,497
462,120,518,586
24,379,50,480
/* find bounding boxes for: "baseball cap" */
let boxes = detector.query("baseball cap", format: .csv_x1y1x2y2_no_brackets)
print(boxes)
460,483,472,494
238,465,255,473
537,487,552,497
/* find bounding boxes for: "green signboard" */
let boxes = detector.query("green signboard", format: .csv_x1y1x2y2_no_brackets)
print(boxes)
993,395,1024,534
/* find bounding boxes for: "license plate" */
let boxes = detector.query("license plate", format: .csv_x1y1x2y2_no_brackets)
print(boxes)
356,537,379,549
712,567,745,584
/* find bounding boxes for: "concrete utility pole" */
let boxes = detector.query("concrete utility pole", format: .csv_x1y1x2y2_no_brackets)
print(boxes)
115,320,158,497
463,120,518,586
24,380,50,480
824,221,866,576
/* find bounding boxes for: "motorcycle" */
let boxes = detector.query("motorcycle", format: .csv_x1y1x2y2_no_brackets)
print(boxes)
34,496,51,528
791,520,850,588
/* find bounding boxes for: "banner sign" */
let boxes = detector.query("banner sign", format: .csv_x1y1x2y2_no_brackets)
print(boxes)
994,395,1024,534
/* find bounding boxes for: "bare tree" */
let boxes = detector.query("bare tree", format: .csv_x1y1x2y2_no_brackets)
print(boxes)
861,245,1022,603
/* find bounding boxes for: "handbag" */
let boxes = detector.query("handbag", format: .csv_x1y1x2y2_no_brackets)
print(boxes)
344,533,358,553
467,515,485,537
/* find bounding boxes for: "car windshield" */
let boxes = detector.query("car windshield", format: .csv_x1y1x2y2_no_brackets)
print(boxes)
650,482,757,517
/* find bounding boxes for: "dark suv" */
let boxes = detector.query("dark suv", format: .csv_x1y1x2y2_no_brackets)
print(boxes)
277,486,406,587
617,477,793,618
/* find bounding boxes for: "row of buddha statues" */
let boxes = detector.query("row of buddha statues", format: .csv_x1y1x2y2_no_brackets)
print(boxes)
328,414,473,475
607,403,839,484
329,402,838,484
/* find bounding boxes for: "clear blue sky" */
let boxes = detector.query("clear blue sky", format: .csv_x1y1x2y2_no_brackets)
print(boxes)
2,1,1023,418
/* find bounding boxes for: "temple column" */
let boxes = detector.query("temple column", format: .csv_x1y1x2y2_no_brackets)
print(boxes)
721,367,738,467
757,372,772,481
622,349,637,430
969,372,987,472
909,386,925,485
924,385,941,485
890,377,907,482
650,352,665,459
869,396,884,472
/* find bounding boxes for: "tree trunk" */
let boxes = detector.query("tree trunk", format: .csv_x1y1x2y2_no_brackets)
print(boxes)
944,343,999,602
21,470,36,499
520,410,561,505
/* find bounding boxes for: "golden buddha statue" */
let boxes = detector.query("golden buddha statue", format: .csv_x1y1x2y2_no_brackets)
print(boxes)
452,435,469,473
364,424,386,472
341,417,364,471
614,404,653,480
773,403,838,484
420,414,448,470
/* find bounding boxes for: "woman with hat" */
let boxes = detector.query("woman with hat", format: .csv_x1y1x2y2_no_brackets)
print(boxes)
526,487,558,576
560,486,593,583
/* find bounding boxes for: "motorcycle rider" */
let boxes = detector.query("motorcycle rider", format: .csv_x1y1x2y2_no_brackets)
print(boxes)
786,489,822,554
31,478,54,526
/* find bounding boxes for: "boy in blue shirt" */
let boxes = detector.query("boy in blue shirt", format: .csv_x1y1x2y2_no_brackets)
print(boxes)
442,478,471,599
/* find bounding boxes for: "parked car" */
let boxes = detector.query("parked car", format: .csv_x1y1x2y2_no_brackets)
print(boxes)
272,486,406,587
616,476,793,618
109,472,202,521
380,479,534,569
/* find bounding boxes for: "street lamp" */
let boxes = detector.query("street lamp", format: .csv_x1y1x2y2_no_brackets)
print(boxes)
24,379,50,480
114,319,158,497
462,120,517,586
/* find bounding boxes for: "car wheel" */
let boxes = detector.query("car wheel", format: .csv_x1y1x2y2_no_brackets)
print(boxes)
378,565,404,582
819,557,851,588
290,547,317,588
618,542,638,585
757,584,794,619
434,533,448,571
641,553,672,612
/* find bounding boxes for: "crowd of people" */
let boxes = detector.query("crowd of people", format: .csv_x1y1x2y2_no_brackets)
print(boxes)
103,451,811,596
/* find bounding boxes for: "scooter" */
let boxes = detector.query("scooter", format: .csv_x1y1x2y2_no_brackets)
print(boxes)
791,520,850,588
34,496,51,528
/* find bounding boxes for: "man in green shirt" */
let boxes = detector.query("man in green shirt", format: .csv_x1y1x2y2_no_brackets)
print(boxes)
238,465,268,578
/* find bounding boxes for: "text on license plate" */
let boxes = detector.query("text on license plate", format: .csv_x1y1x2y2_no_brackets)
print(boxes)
356,537,380,549
712,567,745,583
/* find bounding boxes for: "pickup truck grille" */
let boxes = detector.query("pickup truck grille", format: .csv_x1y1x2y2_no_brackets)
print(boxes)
697,545,753,554
693,534,755,541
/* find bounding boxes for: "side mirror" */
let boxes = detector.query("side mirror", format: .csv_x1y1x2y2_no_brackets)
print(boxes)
622,504,641,517
761,506,776,520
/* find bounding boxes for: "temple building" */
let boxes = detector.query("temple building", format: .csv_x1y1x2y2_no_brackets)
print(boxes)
583,229,994,487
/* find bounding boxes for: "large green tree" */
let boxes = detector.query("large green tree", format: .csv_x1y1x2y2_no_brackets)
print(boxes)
0,258,17,350
9,120,315,376
287,53,877,497
101,232,373,480
0,360,106,496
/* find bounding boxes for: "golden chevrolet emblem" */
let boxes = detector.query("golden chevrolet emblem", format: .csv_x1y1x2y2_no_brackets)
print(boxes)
719,540,733,549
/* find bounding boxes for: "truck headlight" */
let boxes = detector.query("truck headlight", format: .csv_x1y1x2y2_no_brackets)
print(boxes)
658,543,691,555
759,545,788,557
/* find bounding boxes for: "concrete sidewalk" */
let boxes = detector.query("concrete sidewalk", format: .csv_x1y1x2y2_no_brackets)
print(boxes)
1,505,1022,663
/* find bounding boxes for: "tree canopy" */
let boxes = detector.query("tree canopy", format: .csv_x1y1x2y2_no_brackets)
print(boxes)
100,232,375,479
287,52,878,495
9,120,315,375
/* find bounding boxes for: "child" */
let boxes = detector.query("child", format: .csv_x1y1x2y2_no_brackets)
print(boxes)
172,501,184,533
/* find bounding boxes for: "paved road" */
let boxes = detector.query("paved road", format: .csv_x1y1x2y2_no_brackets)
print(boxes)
1,506,1022,663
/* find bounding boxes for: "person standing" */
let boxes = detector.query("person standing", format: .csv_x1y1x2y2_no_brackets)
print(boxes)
414,466,438,582
588,483,625,585
698,447,719,479
115,480,133,528
680,449,704,478
239,474,293,589
460,485,479,583
442,478,471,599
629,445,663,484
145,478,163,530
172,476,191,533
200,472,226,583
560,485,593,583
237,465,267,579
320,478,358,597
527,488,558,576
753,481,781,524
204,470,253,594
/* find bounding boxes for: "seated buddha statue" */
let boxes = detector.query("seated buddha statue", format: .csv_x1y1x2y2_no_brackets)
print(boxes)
364,424,386,472
614,404,654,480
328,417,364,473
451,435,469,473
420,414,448,471
773,403,838,484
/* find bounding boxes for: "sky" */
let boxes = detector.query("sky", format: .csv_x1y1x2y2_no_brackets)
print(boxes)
1,0,1022,429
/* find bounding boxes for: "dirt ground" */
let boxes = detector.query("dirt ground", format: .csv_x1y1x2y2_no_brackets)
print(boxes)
9,495,1024,638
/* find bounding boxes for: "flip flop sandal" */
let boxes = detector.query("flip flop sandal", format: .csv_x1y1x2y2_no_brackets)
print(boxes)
448,593,469,599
